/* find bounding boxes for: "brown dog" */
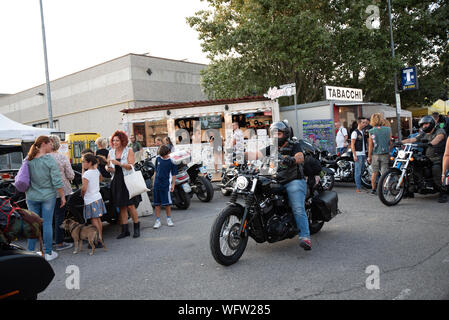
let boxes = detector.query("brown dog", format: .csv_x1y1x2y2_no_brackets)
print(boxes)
60,218,107,255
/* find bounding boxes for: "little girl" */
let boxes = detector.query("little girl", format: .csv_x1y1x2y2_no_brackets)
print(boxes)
81,153,107,246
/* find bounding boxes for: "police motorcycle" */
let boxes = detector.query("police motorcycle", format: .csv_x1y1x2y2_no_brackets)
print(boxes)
210,122,340,266
321,148,372,189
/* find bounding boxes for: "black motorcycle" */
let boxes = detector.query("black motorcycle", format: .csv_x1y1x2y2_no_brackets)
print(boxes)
0,243,54,300
187,162,214,202
209,159,340,266
321,148,371,189
378,142,438,206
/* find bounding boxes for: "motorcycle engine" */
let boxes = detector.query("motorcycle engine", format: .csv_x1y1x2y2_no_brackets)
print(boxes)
337,160,352,178
266,213,296,243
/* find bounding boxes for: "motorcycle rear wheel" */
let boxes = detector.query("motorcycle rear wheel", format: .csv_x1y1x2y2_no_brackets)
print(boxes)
210,206,248,266
320,169,334,191
378,169,405,206
195,176,214,202
175,187,191,210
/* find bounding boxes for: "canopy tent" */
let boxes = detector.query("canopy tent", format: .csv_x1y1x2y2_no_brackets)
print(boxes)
0,113,55,143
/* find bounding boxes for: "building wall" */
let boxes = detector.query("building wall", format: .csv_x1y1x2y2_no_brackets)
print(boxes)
0,54,207,138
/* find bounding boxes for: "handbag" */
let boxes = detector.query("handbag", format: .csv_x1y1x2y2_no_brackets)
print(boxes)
124,166,150,199
14,158,30,193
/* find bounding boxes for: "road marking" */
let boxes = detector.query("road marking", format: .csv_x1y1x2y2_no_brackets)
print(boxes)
393,289,411,300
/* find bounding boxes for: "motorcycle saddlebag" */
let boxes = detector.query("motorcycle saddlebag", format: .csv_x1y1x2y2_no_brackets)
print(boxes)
311,191,339,222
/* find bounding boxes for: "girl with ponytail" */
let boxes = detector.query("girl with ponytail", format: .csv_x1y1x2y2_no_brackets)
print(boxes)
25,135,65,261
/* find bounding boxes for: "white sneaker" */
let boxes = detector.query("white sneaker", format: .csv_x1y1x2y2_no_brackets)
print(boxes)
167,217,174,227
44,251,58,261
153,219,161,229
35,251,43,256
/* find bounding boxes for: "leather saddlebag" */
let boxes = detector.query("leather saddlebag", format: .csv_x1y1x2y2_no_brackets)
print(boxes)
311,191,339,222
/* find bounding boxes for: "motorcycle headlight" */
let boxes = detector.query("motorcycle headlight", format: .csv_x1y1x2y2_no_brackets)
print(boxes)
398,150,406,159
236,176,249,190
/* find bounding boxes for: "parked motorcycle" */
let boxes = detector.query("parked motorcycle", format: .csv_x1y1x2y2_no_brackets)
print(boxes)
378,142,438,206
321,148,372,189
218,162,243,196
0,243,54,300
210,158,340,266
187,162,214,202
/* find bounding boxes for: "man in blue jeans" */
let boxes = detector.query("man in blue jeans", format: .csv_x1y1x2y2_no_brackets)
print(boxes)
250,121,311,250
351,118,368,193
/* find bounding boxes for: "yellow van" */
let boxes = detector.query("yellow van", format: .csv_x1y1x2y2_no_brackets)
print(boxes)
65,132,100,165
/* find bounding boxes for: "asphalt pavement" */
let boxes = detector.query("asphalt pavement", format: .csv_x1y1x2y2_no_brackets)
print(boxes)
24,183,449,300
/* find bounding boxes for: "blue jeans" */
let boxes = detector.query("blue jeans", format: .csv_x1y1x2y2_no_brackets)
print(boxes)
282,179,310,239
337,147,347,155
354,154,366,190
54,198,66,245
26,198,56,255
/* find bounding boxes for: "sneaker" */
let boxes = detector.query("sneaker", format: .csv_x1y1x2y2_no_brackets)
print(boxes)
44,251,58,261
356,189,362,193
370,189,377,195
55,242,73,251
153,219,161,229
35,251,43,256
438,193,448,203
299,238,312,251
167,217,174,227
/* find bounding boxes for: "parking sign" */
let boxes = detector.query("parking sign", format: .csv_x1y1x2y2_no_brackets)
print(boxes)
401,66,419,91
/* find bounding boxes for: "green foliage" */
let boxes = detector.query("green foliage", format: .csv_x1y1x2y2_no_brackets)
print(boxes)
188,0,448,107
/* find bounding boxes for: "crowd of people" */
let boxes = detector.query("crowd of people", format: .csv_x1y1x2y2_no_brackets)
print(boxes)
21,129,182,261
337,111,449,202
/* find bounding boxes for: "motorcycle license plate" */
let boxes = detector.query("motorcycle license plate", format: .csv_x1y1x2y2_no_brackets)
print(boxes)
182,183,192,193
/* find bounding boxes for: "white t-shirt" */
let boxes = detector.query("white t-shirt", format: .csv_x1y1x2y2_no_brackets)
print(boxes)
82,169,102,205
336,127,348,148
351,130,366,156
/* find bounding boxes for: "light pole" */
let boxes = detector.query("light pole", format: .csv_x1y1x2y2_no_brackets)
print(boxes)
39,0,53,129
387,0,402,141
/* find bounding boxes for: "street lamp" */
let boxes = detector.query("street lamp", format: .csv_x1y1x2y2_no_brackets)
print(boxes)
387,0,402,141
39,0,53,129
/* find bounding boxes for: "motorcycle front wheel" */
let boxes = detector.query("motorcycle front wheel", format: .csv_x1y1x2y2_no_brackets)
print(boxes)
210,205,248,266
361,164,372,189
378,168,405,206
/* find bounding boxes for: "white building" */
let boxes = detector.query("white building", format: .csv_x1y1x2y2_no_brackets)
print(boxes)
0,54,207,138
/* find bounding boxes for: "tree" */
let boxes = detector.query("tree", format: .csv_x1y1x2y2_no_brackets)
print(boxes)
188,0,448,107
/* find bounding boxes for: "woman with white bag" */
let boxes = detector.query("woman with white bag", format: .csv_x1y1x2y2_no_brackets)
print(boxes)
106,130,142,239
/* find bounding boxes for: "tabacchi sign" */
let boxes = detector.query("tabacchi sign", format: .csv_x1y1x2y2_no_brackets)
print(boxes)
325,85,363,102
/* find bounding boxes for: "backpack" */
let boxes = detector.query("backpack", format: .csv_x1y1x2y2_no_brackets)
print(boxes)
303,155,322,177
14,158,30,193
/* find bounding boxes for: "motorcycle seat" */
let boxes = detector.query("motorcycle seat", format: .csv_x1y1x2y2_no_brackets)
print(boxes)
323,159,337,165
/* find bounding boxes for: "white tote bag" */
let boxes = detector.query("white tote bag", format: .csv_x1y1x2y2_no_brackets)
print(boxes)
124,167,150,199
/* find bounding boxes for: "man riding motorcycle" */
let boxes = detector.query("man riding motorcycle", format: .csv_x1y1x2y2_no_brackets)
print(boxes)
402,115,448,203
246,121,311,250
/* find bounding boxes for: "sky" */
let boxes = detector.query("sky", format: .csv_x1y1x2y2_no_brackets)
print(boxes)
0,0,211,94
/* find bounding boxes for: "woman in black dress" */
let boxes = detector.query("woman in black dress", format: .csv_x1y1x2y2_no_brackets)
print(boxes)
106,130,141,239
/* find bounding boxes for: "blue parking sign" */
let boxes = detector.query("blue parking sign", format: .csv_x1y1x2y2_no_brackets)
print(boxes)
401,66,419,91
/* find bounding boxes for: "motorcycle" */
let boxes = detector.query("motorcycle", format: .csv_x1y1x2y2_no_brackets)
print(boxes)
218,162,244,196
378,142,438,206
0,243,54,300
187,162,214,202
321,148,372,189
209,158,340,266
